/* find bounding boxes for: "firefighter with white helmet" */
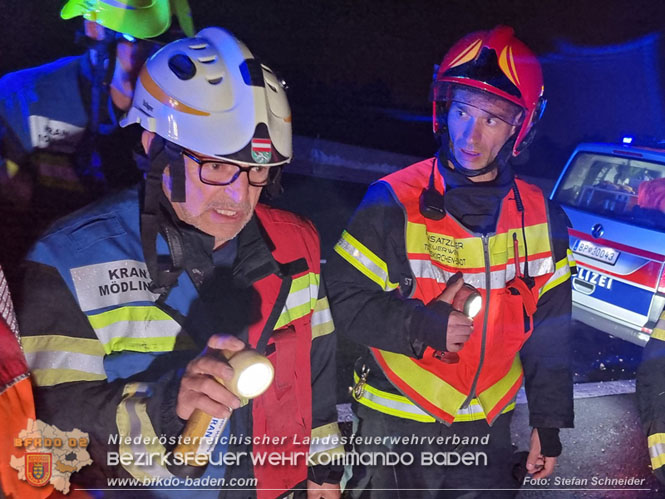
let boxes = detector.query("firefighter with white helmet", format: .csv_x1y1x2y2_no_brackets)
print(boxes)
326,26,573,495
17,27,343,497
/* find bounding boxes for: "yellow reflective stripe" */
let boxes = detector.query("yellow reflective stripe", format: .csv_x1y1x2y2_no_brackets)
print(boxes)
309,422,344,461
354,373,512,423
87,305,173,329
117,382,173,480
653,323,665,341
21,335,105,355
540,256,571,297
311,297,334,339
377,350,469,418
567,249,577,270
652,311,665,341
311,422,340,440
406,221,552,271
477,356,523,411
406,222,480,267
490,224,552,265
87,306,192,354
22,335,106,386
334,231,398,291
353,371,435,422
31,368,106,387
274,273,320,329
648,433,665,470
356,386,435,422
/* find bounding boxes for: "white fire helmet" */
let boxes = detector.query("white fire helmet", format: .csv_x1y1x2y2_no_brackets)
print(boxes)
121,27,292,167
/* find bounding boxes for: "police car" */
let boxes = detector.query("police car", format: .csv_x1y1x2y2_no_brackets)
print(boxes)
550,139,665,346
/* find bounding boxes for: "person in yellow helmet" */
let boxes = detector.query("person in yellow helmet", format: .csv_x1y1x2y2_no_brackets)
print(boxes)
0,0,194,286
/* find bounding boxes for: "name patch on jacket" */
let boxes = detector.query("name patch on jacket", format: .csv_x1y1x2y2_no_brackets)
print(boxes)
29,115,84,153
70,260,159,312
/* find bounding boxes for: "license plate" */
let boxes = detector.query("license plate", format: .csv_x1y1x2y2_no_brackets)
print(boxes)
573,239,620,265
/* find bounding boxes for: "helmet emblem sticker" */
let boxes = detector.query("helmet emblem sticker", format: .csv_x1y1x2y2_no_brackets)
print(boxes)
251,138,272,164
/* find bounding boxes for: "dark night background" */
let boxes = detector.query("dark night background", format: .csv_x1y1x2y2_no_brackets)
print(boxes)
3,0,665,177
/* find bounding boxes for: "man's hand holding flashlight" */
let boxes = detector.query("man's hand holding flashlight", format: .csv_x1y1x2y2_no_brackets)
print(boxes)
436,272,474,352
176,334,245,420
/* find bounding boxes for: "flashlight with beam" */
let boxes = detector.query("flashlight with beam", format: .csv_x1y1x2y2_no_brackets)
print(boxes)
434,283,482,364
171,348,274,472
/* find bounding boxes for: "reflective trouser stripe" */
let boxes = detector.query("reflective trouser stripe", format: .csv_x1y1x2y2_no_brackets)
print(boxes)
311,297,334,339
116,382,173,480
651,313,665,341
648,433,665,470
275,272,320,329
540,256,571,297
87,306,187,354
21,335,106,386
308,422,345,465
334,231,398,291
352,373,514,423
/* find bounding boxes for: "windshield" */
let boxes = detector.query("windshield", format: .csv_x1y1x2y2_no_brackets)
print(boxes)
554,151,665,231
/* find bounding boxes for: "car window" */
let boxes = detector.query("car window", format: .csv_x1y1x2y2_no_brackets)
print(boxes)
554,151,665,231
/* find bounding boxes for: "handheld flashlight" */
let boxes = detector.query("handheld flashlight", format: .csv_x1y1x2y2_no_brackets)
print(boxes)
452,283,482,319
172,349,274,471
435,283,482,364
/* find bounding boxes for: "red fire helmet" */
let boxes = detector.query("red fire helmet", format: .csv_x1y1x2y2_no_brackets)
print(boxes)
432,26,546,156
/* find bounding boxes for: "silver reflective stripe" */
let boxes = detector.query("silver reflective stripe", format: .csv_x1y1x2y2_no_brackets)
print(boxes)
311,307,333,328
408,259,489,289
361,388,430,417
541,259,570,289
25,350,105,376
94,319,182,346
649,442,665,461
71,260,159,312
455,402,485,416
284,283,317,312
409,255,554,290
337,238,392,290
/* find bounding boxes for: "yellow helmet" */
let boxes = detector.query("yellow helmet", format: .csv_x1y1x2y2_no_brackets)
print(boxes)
60,0,194,39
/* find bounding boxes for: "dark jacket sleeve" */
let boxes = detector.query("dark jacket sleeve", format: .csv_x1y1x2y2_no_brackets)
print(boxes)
519,202,574,430
636,318,665,484
307,279,344,485
324,182,452,358
17,261,186,486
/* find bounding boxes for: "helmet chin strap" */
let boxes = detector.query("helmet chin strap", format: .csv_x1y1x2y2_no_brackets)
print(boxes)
444,134,516,178
140,136,188,294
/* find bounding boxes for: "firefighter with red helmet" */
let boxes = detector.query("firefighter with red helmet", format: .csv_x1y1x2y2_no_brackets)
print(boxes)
325,26,574,495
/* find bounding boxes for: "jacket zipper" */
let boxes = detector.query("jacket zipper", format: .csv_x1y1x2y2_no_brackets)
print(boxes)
462,233,491,408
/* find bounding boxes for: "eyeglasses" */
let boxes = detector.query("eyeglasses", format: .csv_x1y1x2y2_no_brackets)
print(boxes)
182,150,276,187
